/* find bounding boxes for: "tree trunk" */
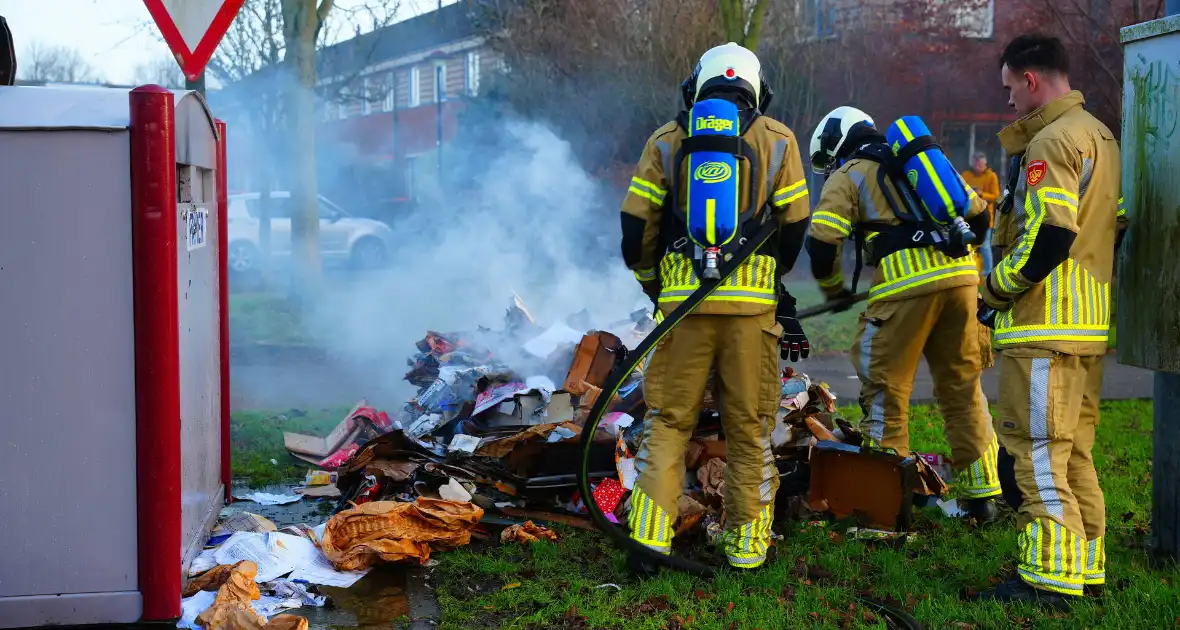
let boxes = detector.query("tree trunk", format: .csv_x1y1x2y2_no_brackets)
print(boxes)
717,0,769,50
280,0,331,302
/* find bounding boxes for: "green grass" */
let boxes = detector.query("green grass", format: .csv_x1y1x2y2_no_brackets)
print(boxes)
431,400,1178,629
784,280,861,356
229,292,316,346
230,406,352,486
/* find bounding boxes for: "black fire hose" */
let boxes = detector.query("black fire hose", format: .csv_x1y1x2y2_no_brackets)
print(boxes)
574,249,917,625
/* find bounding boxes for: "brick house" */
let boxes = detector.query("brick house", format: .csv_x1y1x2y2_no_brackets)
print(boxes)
214,0,499,214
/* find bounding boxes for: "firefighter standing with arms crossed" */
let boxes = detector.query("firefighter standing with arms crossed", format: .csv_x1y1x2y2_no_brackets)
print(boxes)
619,42,812,573
973,34,1127,606
804,106,1004,520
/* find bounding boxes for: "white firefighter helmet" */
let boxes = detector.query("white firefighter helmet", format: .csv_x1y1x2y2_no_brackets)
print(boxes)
681,42,770,111
809,106,876,174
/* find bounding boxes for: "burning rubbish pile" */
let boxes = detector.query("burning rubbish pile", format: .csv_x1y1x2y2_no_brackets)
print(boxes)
276,295,954,547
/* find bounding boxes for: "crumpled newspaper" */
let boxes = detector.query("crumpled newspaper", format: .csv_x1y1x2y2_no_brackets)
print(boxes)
183,560,261,598
697,458,726,498
319,498,484,570
500,520,559,544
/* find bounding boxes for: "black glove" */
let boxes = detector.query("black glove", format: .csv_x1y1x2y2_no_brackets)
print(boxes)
639,279,661,306
777,292,810,362
977,296,997,329
826,287,855,313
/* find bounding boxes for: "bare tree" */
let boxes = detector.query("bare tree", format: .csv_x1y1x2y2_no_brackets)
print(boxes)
133,57,187,88
718,0,769,49
477,0,720,174
208,0,400,295
1019,0,1165,133
17,42,101,83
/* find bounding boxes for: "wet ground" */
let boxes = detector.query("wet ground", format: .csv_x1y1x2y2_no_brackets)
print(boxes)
225,484,439,629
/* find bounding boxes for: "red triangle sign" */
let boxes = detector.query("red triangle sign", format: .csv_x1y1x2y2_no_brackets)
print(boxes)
143,0,246,81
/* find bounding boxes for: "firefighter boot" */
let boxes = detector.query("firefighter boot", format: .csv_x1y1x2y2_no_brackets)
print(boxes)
972,577,1080,611
962,497,1000,524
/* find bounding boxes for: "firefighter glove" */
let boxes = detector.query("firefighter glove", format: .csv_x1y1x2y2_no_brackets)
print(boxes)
826,287,855,313
639,279,661,306
977,296,998,329
777,292,810,362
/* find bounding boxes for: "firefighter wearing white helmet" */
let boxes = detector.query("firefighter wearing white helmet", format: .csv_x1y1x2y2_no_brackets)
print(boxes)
619,42,812,573
804,105,1003,521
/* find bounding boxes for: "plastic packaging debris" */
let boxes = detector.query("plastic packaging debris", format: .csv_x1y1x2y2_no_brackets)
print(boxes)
320,498,484,570
501,520,559,544
439,478,473,502
449,434,482,453
234,492,302,506
592,478,626,514
304,470,337,486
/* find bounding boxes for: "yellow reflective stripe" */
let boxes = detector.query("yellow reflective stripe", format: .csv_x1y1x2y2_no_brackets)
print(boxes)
993,324,1109,344
955,435,1001,498
774,179,807,197
628,185,662,205
896,117,955,215
1117,196,1126,217
812,211,851,236
818,273,844,288
868,248,978,302
1017,520,1085,595
631,176,666,197
1039,187,1078,214
633,268,656,282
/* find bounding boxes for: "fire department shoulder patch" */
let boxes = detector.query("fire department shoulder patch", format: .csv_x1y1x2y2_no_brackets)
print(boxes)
1026,160,1047,187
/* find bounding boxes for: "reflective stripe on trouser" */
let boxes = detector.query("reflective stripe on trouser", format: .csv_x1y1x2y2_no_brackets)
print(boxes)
995,349,1107,595
628,485,672,554
629,310,781,566
850,285,1000,496
721,503,773,568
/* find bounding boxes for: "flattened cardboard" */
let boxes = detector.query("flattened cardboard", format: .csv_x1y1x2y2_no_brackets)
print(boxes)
808,441,918,532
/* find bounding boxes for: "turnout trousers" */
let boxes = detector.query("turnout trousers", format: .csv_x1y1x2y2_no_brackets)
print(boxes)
850,284,1002,499
629,310,782,569
995,349,1106,595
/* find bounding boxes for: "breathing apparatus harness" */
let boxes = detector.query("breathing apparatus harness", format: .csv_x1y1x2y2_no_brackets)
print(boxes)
816,119,976,294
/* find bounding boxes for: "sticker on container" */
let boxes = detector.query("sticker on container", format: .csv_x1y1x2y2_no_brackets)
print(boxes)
186,206,209,251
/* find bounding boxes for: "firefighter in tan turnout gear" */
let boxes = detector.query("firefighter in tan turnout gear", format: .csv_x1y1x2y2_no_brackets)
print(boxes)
619,42,812,572
975,34,1127,607
804,106,1004,521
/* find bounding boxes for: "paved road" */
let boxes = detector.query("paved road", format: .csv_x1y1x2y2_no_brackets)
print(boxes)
230,348,1154,412
797,352,1154,404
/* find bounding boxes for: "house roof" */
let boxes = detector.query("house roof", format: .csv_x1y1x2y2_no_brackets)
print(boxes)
218,0,482,100
317,0,483,77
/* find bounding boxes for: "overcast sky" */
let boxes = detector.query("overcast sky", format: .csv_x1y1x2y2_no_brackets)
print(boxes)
0,0,456,84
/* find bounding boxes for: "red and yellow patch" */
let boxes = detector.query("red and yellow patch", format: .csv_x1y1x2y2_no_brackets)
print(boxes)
1026,160,1047,187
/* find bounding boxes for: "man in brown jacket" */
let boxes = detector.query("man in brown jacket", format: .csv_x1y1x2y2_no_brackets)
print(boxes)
975,33,1126,607
619,42,812,572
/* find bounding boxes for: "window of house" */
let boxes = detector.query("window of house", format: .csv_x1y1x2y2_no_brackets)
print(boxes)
337,87,348,120
383,71,395,111
466,51,480,96
409,66,420,107
361,77,371,115
806,0,836,38
435,62,447,103
955,0,995,39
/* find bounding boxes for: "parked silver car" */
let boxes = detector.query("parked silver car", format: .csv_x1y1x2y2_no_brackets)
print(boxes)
226,191,394,274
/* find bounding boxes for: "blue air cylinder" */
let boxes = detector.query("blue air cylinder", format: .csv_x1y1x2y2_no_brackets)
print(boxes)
884,115,970,224
686,98,741,254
